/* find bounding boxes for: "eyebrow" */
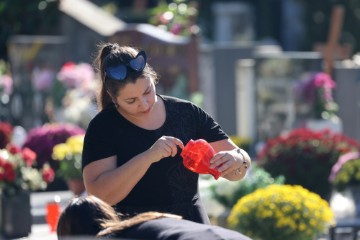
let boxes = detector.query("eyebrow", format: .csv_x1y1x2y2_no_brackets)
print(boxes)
124,85,151,101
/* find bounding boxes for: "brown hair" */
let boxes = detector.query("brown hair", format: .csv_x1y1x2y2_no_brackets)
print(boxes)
97,212,181,237
93,43,159,111
57,195,119,238
56,195,181,239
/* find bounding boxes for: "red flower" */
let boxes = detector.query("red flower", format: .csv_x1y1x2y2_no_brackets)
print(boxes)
62,61,75,69
7,144,20,154
257,128,360,199
21,148,37,167
42,164,55,183
0,122,13,149
3,162,15,182
0,144,55,195
0,159,4,181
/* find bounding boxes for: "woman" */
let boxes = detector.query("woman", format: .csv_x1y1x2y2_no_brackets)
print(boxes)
57,195,252,240
82,43,251,224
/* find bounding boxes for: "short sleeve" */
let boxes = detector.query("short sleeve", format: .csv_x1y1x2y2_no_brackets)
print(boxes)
192,104,228,143
82,116,117,170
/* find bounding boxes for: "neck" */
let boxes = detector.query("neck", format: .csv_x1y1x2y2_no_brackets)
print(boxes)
118,96,165,130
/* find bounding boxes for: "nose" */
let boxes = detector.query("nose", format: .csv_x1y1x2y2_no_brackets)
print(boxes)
139,97,149,110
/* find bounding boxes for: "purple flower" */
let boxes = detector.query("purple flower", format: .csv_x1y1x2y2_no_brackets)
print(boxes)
22,123,85,167
294,72,338,119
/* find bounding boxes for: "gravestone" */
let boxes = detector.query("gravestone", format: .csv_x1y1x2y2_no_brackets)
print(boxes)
7,35,67,130
254,51,323,142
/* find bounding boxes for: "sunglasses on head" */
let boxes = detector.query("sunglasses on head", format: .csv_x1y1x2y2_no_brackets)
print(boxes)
104,50,147,81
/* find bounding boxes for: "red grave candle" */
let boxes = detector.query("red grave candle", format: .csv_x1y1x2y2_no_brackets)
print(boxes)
181,139,221,179
46,196,61,232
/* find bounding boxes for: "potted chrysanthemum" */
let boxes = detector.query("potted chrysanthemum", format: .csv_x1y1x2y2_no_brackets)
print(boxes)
329,152,360,192
257,128,360,199
294,72,342,132
329,152,360,217
228,184,335,240
52,135,85,196
22,123,85,191
0,144,55,238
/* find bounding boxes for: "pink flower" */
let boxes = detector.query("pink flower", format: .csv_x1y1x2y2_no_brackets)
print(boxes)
0,74,13,95
295,72,336,103
21,147,37,167
329,151,360,182
313,73,336,89
31,67,55,91
57,62,95,89
42,164,55,183
170,23,183,35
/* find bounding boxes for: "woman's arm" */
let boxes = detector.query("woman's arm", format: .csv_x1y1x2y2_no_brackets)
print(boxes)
83,151,152,205
210,139,251,181
83,136,184,205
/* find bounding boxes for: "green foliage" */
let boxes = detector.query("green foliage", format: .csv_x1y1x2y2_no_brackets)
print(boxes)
0,0,60,59
209,164,285,209
149,0,198,36
334,159,360,191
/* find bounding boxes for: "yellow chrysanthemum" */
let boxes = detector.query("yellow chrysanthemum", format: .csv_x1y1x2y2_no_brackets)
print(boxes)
228,184,335,240
51,135,85,180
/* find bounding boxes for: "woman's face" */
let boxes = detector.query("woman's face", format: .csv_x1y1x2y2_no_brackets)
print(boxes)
115,77,157,118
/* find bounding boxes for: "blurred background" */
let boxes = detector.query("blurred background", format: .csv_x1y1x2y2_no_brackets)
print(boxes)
2,1,360,239
1,0,359,144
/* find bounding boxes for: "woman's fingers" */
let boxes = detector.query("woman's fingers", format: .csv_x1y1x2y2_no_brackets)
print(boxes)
171,137,184,149
210,152,237,176
210,153,228,169
167,137,184,157
151,136,184,160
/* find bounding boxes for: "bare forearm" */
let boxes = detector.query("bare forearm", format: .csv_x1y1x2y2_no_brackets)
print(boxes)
84,136,184,206
86,151,153,205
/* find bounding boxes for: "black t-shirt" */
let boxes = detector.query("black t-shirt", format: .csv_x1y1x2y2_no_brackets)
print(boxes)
114,218,252,240
82,95,228,223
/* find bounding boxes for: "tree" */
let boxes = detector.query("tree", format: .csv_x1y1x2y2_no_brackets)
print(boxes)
0,0,60,60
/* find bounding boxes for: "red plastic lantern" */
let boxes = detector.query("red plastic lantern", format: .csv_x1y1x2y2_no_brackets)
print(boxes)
181,139,220,179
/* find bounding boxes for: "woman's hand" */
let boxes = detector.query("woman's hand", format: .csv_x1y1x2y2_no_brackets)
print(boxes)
210,150,240,177
148,136,184,163
210,148,250,179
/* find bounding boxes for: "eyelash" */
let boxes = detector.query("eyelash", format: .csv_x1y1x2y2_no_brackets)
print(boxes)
127,89,151,104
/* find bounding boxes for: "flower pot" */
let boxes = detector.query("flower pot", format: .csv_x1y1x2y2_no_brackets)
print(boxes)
66,179,85,196
349,185,360,217
305,118,343,133
216,209,231,228
0,190,32,239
